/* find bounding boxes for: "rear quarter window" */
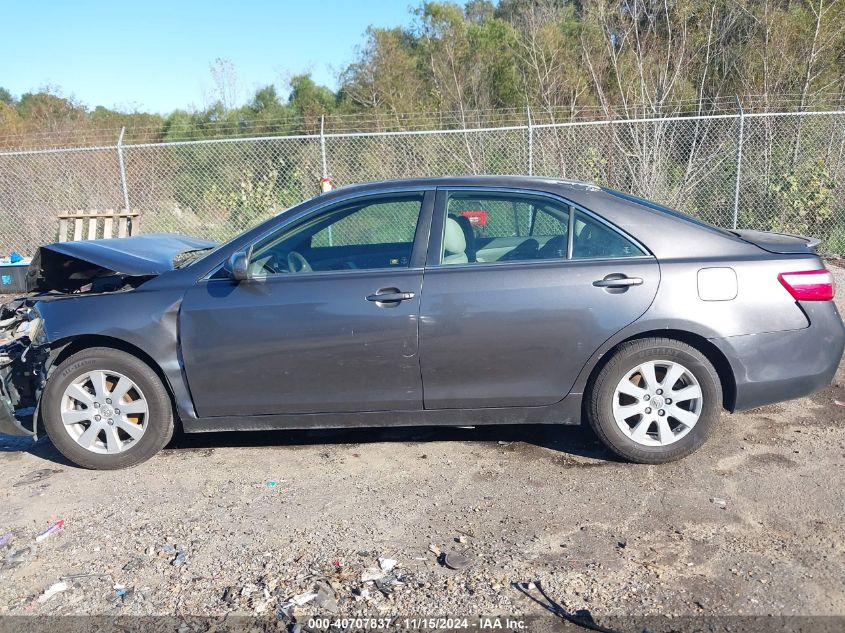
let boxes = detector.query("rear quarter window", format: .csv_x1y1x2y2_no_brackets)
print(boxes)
572,210,647,259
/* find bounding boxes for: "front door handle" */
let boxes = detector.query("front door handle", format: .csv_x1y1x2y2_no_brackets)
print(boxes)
366,289,416,303
593,275,643,288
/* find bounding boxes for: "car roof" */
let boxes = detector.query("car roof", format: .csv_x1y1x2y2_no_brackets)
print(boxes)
321,174,609,217
331,174,601,195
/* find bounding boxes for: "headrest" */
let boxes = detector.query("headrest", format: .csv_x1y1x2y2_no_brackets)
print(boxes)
454,214,475,242
443,217,467,254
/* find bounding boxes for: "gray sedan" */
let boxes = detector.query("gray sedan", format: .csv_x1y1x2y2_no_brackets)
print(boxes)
1,176,843,469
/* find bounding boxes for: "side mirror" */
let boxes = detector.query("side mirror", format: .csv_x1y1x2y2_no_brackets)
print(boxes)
225,251,249,282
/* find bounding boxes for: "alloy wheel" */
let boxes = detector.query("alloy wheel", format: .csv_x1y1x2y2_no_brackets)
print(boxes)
60,370,149,454
612,360,703,447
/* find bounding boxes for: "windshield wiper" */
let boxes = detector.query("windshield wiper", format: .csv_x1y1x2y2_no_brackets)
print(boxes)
173,248,213,268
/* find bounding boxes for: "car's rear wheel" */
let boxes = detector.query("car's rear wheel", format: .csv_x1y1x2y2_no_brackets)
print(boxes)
586,338,722,464
42,347,174,469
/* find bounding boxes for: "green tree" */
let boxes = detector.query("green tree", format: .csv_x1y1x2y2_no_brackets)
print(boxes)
287,74,338,131
771,160,835,238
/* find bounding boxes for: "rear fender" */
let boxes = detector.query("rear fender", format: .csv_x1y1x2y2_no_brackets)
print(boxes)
568,317,726,398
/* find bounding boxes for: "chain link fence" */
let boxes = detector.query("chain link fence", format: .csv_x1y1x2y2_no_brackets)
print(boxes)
1,110,844,256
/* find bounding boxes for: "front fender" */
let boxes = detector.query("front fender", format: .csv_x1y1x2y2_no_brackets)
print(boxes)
34,289,197,422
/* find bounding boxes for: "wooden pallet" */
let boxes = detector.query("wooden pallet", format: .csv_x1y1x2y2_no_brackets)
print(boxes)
57,209,140,242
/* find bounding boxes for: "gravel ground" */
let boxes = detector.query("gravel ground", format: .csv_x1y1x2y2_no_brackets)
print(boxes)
1,268,844,631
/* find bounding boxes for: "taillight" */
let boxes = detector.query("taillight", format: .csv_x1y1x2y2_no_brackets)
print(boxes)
777,269,835,301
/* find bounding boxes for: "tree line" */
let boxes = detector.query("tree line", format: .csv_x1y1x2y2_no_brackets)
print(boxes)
2,0,844,148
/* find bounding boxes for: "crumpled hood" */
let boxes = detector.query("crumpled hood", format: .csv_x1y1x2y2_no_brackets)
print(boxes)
36,233,217,277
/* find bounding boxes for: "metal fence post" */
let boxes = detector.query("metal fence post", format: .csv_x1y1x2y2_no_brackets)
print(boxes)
320,115,328,179
116,127,132,235
732,97,745,230
320,115,333,245
526,105,534,176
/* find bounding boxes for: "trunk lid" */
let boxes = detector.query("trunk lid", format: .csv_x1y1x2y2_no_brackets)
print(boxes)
732,229,821,254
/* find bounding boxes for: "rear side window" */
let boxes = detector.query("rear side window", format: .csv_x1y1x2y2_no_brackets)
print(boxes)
440,191,646,265
442,193,570,264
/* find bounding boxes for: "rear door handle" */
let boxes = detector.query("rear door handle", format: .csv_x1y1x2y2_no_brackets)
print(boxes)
593,275,643,288
366,289,416,303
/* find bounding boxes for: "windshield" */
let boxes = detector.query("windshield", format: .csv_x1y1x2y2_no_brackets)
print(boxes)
176,203,308,270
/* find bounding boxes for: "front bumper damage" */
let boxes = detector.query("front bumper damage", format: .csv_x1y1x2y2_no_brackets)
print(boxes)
0,298,48,437
0,234,214,438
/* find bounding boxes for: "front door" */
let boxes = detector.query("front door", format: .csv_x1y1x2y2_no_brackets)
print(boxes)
419,188,660,409
180,191,434,417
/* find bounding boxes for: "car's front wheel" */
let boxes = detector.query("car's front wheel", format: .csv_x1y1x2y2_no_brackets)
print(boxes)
42,347,174,469
586,337,723,464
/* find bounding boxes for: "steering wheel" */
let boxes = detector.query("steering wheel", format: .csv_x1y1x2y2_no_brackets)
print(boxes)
245,253,280,276
287,250,312,273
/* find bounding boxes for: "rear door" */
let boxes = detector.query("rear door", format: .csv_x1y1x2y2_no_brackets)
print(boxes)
419,188,660,409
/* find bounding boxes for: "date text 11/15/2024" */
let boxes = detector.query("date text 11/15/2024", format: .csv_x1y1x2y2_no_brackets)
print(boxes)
305,617,527,630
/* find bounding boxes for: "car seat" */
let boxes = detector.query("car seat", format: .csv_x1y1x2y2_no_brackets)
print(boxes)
442,217,468,264
452,214,477,262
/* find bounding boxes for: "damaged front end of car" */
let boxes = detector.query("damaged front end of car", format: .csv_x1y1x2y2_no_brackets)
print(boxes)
0,233,216,438
0,298,48,437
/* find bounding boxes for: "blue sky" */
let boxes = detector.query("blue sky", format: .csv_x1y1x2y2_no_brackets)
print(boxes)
0,0,419,114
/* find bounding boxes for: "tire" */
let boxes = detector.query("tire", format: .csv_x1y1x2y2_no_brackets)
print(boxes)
586,337,722,464
41,347,174,469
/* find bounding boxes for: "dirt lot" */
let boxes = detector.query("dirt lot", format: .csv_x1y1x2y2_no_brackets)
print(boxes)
1,270,844,631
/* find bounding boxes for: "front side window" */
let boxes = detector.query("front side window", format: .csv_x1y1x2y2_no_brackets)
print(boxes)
439,191,645,265
248,194,424,275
